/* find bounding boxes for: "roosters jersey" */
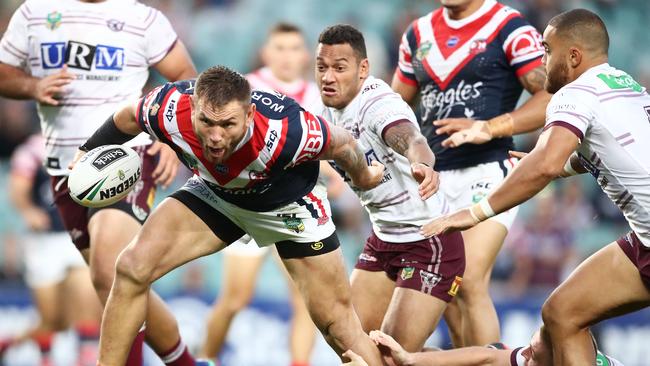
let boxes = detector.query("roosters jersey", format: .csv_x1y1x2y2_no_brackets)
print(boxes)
136,80,331,212
396,0,544,170
246,67,322,113
0,0,178,175
321,76,448,242
544,63,650,247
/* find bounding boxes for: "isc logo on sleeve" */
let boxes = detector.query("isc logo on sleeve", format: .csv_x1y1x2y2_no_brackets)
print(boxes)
40,41,124,70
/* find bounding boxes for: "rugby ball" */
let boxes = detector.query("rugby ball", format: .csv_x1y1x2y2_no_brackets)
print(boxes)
68,145,142,208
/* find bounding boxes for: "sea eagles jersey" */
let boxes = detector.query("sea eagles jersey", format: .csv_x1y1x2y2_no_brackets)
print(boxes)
396,0,543,171
10,134,65,232
136,80,331,212
545,63,650,247
0,0,178,175
321,76,448,242
246,67,322,113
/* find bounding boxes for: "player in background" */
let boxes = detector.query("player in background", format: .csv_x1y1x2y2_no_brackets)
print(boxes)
391,0,551,346
0,1,205,365
422,9,650,366
2,134,102,366
315,24,465,353
341,329,624,366
201,23,324,366
70,66,387,366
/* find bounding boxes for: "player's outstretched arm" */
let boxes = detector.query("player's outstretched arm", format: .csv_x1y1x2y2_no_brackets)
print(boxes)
68,104,141,170
320,124,385,190
436,65,551,148
391,73,419,105
153,40,197,81
383,121,438,200
421,125,579,237
0,63,75,105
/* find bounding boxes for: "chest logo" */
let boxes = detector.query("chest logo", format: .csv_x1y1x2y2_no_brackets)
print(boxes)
107,19,125,32
446,36,460,48
416,41,432,60
469,39,487,55
46,11,62,31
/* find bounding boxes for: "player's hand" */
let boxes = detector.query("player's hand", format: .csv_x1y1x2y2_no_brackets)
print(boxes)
411,163,439,200
68,149,87,171
341,350,369,366
420,208,478,237
509,150,527,159
369,331,414,366
22,207,51,231
353,160,385,190
434,117,474,135
441,121,492,148
148,141,180,189
33,65,75,106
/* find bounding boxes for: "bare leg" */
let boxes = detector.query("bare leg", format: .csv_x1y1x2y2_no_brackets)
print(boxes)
381,288,447,352
455,220,506,346
282,249,383,365
350,269,395,332
200,253,265,358
443,300,465,348
97,198,228,366
542,242,650,365
88,209,187,354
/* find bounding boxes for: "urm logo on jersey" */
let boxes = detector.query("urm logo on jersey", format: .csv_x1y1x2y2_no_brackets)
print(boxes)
40,41,124,70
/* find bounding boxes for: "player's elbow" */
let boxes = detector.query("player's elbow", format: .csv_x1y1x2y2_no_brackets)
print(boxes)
538,159,565,179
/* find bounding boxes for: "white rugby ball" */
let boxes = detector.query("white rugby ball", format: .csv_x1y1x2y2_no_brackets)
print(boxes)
68,145,142,208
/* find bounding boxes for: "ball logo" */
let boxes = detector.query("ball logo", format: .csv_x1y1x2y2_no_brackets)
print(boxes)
99,168,141,201
92,148,127,171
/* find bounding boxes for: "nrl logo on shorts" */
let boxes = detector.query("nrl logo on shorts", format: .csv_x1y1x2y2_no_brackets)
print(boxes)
416,41,432,60
283,217,305,234
401,267,415,280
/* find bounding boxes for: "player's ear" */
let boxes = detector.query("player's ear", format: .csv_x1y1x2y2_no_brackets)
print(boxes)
246,102,256,127
568,47,582,68
359,58,370,79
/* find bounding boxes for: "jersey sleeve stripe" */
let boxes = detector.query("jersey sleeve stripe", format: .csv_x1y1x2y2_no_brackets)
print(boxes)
543,121,584,141
135,98,146,131
267,117,289,169
514,57,542,78
5,40,28,56
148,38,178,65
510,347,524,366
395,68,418,86
316,115,331,158
307,192,328,218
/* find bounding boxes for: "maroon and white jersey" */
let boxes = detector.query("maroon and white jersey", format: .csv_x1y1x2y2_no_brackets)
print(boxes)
246,67,322,113
136,80,331,212
0,0,178,175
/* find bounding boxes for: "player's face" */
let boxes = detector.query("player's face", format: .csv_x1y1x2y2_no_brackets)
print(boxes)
191,97,255,164
542,26,571,94
315,43,369,109
521,330,553,366
263,32,310,83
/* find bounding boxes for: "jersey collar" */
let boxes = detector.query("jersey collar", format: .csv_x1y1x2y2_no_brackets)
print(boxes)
442,0,496,29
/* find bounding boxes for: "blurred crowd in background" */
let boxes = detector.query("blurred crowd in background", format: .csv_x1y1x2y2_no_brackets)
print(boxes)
0,0,648,364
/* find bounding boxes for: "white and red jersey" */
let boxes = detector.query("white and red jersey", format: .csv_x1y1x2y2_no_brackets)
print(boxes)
544,63,650,247
321,76,448,242
246,67,322,114
136,80,331,212
0,0,178,175
396,0,544,171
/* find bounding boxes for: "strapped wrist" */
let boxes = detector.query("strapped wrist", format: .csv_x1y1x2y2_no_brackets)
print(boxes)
486,113,514,138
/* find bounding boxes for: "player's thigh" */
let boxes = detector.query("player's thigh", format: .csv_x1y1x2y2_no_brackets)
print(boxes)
350,268,395,331
63,266,101,323
382,287,447,352
117,196,230,283
281,247,353,329
460,220,507,284
543,242,650,330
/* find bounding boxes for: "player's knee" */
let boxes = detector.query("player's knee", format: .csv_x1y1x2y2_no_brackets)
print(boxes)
541,295,571,333
221,292,252,314
115,245,155,288
456,275,489,301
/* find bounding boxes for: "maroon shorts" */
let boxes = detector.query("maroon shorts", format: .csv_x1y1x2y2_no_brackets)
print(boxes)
617,231,650,291
355,231,465,302
51,145,156,251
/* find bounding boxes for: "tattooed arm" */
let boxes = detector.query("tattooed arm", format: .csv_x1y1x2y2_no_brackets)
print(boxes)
319,124,385,190
383,121,438,200
508,65,553,135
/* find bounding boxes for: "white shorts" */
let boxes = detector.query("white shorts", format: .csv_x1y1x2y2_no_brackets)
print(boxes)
439,158,519,230
23,232,86,288
178,176,336,247
223,235,269,257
